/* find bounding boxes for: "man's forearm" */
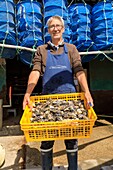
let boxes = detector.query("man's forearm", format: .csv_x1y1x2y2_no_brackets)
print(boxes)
26,70,40,95
76,71,90,93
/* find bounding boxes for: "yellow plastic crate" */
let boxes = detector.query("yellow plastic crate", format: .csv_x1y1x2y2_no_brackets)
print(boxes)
20,92,97,142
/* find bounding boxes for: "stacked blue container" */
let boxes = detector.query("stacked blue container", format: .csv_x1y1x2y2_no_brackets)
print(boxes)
43,0,71,43
92,1,113,51
0,0,17,58
71,3,97,52
68,3,76,23
68,4,76,41
16,0,44,66
70,3,97,62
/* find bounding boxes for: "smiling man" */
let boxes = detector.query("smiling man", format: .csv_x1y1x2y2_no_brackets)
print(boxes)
23,15,93,170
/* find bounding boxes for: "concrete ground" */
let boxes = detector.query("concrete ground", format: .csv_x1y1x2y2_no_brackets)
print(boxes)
0,114,113,170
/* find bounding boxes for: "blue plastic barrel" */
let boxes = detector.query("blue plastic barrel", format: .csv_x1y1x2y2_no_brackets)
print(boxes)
43,0,71,43
71,3,97,55
92,1,113,50
43,0,68,10
68,4,76,23
16,0,44,66
0,0,16,58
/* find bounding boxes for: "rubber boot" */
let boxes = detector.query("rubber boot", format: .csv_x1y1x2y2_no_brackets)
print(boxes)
67,150,78,170
41,149,53,170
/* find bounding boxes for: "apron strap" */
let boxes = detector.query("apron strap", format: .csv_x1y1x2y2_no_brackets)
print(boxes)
64,44,68,54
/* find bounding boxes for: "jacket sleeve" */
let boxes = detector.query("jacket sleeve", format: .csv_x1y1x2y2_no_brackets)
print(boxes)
70,44,84,74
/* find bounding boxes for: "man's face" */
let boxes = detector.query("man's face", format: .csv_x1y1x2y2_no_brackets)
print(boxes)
48,19,64,40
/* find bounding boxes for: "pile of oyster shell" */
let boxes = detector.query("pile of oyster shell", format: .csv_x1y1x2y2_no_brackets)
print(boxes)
30,98,89,123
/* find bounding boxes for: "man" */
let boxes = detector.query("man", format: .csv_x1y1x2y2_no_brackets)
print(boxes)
23,15,93,170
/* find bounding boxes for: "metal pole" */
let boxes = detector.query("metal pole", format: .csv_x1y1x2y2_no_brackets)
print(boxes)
1,43,113,55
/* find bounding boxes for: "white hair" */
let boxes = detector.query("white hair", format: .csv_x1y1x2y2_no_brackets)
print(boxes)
47,15,64,27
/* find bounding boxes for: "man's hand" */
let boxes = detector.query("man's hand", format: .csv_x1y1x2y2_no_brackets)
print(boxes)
76,71,94,109
23,93,30,110
84,91,94,109
23,70,40,110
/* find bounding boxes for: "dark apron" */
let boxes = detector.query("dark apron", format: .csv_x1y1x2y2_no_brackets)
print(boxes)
42,44,76,94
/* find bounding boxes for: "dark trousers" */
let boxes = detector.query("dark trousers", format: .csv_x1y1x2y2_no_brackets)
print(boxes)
40,139,78,170
40,139,78,150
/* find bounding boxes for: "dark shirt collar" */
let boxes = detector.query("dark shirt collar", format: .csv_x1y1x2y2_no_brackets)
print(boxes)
48,40,64,50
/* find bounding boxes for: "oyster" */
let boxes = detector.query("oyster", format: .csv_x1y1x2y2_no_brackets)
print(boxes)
30,98,89,123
